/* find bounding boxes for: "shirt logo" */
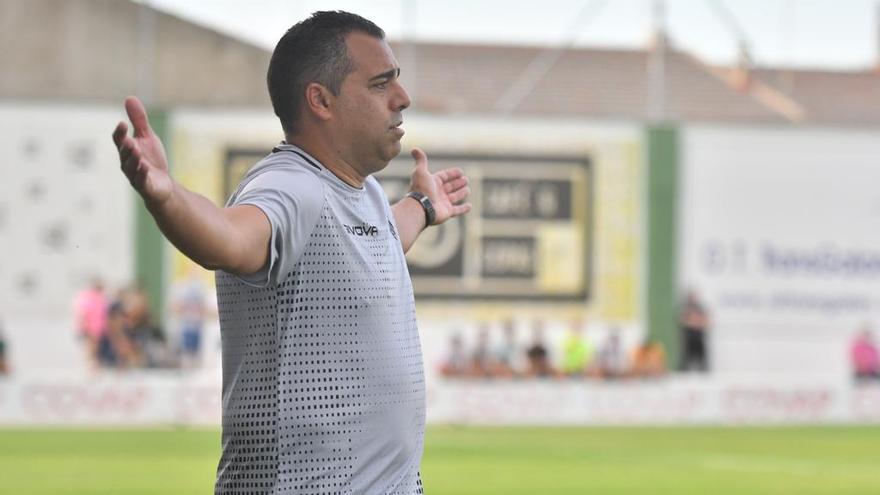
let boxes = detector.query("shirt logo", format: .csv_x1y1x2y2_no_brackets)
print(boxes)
388,221,398,240
344,223,379,237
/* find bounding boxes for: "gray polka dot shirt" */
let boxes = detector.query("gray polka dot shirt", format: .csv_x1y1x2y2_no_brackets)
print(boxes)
214,144,425,494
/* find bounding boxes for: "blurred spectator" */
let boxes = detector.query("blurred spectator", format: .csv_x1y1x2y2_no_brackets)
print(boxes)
0,320,10,375
493,320,518,378
123,282,150,329
123,282,171,368
561,320,593,377
95,308,118,368
679,291,710,372
851,327,879,381
630,337,666,378
596,327,627,379
439,333,468,378
98,301,139,369
171,267,209,369
469,325,492,377
73,278,109,368
526,321,554,378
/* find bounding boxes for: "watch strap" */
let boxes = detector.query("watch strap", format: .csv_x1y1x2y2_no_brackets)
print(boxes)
405,191,436,226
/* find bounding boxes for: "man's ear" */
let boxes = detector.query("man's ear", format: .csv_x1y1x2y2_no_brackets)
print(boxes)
304,82,334,121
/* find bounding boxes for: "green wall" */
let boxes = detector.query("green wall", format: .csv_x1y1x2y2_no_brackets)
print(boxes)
133,108,168,325
646,125,680,368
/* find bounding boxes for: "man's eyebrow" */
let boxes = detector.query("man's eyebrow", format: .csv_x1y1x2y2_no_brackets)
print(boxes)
369,68,400,82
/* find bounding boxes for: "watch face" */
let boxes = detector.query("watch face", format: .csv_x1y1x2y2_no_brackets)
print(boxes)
420,196,436,223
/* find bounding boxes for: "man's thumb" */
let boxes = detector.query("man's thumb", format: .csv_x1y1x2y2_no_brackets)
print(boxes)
124,96,153,137
411,148,428,173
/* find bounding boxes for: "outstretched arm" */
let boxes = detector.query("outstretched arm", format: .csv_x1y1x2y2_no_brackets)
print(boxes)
391,148,471,253
112,96,271,274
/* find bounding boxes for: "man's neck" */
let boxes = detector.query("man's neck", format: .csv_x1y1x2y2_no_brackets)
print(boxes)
286,133,366,188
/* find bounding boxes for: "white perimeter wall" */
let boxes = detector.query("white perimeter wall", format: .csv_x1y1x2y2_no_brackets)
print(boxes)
680,125,880,379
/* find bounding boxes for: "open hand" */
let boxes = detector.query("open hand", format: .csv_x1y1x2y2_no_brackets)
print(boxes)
408,148,471,225
111,96,173,206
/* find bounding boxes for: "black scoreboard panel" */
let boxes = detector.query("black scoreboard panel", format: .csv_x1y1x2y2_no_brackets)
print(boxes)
379,154,592,301
223,150,260,200
224,150,592,301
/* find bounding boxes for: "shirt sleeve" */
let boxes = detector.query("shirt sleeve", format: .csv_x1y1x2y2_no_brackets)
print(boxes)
231,167,325,287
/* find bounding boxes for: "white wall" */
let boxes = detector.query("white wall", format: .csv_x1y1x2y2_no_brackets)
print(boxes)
0,103,134,371
680,125,880,378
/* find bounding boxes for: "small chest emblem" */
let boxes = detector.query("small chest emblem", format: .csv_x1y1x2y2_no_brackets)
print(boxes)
388,221,398,240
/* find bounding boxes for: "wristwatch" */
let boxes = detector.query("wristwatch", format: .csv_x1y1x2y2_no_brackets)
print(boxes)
405,191,436,226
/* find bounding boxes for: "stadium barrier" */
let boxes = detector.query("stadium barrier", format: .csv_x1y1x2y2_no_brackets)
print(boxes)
1,374,878,426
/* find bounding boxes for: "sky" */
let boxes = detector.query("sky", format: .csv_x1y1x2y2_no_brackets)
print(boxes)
143,0,880,71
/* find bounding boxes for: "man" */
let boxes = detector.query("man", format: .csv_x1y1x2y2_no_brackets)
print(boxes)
170,264,209,369
525,320,553,378
679,290,710,372
469,325,492,377
596,327,627,379
438,333,468,378
560,319,592,377
492,319,518,378
0,319,9,375
112,11,471,494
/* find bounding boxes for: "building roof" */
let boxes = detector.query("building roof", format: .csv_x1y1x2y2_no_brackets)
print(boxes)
750,67,880,126
0,0,271,107
392,41,787,123
2,0,878,126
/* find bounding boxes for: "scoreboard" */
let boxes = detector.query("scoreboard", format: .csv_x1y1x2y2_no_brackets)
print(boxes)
380,154,591,301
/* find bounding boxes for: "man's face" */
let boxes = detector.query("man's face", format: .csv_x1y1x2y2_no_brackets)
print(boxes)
333,32,411,175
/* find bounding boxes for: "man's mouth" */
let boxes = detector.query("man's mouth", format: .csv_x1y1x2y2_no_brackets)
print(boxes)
390,121,404,137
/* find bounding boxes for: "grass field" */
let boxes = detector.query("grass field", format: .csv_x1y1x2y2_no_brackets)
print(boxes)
1,426,878,494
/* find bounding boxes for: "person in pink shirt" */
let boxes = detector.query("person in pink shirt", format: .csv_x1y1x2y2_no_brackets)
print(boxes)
73,278,109,367
851,327,880,381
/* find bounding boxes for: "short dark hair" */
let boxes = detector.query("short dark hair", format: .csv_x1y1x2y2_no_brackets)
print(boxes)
267,11,385,134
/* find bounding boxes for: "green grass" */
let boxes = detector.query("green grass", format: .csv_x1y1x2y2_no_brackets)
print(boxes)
1,426,878,494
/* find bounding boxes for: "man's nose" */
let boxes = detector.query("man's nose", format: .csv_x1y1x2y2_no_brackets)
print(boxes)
394,82,411,112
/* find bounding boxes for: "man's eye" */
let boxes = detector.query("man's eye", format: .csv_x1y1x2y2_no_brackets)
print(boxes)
374,81,388,90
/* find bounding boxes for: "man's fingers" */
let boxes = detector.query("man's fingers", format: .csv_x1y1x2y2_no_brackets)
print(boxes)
450,203,472,217
122,144,150,177
124,96,153,138
124,155,155,192
112,121,128,147
442,176,468,193
448,187,470,204
122,148,142,176
435,167,465,183
117,135,136,162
